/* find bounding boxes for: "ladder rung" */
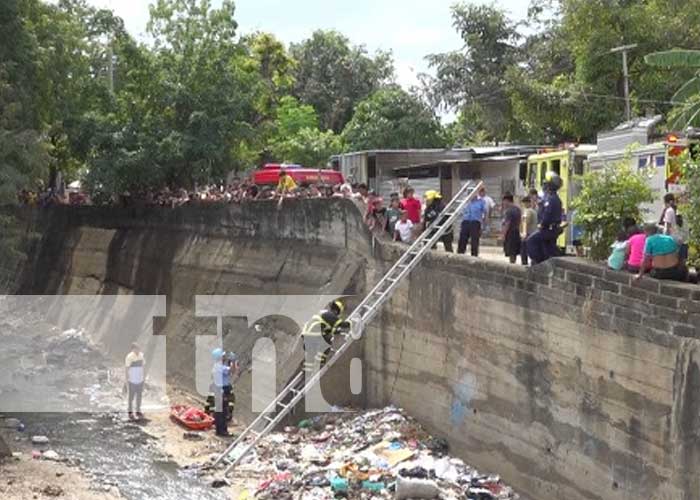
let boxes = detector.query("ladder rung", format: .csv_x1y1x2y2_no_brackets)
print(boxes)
277,402,289,409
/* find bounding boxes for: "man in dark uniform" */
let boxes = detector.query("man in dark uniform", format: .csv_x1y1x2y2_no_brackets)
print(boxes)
302,300,352,372
527,172,563,264
423,190,453,253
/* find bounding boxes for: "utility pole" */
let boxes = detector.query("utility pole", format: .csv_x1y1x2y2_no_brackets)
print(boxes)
107,41,114,94
107,0,114,94
610,44,638,122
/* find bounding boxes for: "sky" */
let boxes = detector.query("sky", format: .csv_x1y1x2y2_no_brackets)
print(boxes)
86,0,529,89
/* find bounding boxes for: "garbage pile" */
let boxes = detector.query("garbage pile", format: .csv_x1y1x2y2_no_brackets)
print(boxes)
226,406,517,499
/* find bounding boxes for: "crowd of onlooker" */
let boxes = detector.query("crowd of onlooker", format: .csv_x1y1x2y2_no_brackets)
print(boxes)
16,173,696,283
16,171,367,209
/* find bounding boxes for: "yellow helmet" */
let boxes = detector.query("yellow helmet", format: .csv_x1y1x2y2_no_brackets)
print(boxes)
330,300,345,314
424,190,441,202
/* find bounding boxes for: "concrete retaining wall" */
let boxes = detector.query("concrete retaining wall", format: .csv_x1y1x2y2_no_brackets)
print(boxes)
364,249,700,500
14,201,372,422
7,201,700,500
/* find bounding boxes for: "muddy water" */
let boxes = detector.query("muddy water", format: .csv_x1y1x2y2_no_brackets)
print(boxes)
0,303,224,500
15,412,224,500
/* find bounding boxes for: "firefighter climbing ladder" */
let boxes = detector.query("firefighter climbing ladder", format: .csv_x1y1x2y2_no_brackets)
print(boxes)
213,180,484,475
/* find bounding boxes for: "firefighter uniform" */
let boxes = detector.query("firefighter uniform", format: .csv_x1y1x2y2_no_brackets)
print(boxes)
302,301,351,372
423,190,454,253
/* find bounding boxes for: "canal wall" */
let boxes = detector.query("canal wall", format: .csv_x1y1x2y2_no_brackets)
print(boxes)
5,201,700,500
12,201,372,422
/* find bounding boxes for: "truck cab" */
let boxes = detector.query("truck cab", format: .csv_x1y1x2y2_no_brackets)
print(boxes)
526,145,596,250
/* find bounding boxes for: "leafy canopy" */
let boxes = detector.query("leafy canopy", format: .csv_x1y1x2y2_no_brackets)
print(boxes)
342,86,447,151
572,158,654,260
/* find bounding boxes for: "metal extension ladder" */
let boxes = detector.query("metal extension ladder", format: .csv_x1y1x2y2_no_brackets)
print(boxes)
213,180,484,475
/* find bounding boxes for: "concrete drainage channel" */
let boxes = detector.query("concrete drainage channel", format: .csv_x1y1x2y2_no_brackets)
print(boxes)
0,305,226,500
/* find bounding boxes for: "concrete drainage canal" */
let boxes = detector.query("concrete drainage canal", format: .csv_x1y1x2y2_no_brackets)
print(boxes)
0,300,226,500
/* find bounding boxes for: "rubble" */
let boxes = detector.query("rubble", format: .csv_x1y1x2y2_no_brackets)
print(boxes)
215,406,517,499
31,435,50,445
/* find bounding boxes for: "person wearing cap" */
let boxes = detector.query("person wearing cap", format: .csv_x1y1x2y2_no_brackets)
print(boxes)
526,171,563,264
423,190,453,252
302,300,352,372
211,348,235,437
276,169,297,195
124,343,145,421
634,222,688,282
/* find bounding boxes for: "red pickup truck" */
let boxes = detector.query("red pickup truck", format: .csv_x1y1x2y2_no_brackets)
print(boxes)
251,163,345,186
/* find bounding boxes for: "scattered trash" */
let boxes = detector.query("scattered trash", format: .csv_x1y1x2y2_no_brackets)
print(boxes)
297,419,313,429
217,406,517,499
210,478,230,488
31,435,50,445
183,431,205,441
42,450,61,461
41,485,64,497
31,450,42,459
330,476,348,492
11,452,21,461
395,475,440,499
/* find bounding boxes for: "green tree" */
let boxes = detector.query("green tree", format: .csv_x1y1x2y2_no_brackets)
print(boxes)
290,30,393,133
679,150,700,265
273,96,318,138
267,96,342,166
342,86,446,151
572,160,654,260
0,0,47,288
271,128,343,167
644,50,700,129
423,3,521,142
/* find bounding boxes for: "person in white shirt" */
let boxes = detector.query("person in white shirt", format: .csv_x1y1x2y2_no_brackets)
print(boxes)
124,343,145,421
394,210,414,243
660,193,677,236
478,187,496,234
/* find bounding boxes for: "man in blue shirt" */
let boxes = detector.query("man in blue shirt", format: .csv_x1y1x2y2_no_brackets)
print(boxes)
211,348,238,437
457,187,487,256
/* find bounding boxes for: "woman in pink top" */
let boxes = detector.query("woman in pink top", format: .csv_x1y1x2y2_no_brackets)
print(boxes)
625,229,647,273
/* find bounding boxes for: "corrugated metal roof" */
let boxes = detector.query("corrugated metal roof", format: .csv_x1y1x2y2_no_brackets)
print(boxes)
393,155,524,171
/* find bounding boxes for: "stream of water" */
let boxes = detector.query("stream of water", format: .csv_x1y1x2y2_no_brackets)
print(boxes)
0,300,225,500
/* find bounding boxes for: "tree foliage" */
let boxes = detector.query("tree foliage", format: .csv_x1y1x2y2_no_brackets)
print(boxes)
342,86,446,151
290,30,394,133
645,49,700,129
572,160,654,260
428,0,700,144
680,152,700,265
423,3,521,142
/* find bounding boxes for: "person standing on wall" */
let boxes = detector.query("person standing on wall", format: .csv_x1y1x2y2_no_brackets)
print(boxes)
501,193,522,264
124,343,145,421
479,187,496,236
526,172,563,264
660,193,678,236
520,196,537,265
423,190,453,252
457,188,487,257
400,187,422,225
